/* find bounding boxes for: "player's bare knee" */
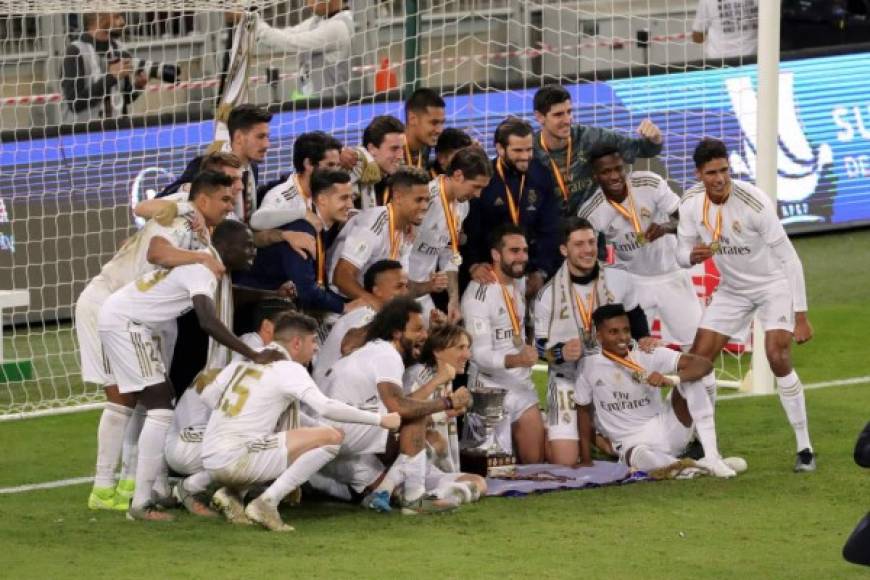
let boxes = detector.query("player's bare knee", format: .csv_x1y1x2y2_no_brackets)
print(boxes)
765,348,792,376
325,426,345,446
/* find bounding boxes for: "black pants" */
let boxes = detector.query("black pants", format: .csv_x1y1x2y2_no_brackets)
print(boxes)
844,512,870,567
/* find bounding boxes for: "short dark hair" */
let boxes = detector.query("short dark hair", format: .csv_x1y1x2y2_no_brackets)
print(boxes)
273,311,319,339
592,303,628,329
199,151,243,172
435,128,473,155
386,165,431,193
446,146,492,180
189,170,234,201
561,216,595,244
211,217,250,246
227,104,272,138
494,116,533,148
693,138,729,169
253,298,295,331
293,131,343,174
310,168,352,201
420,324,472,368
365,296,423,343
405,87,446,117
489,223,526,251
586,143,622,167
363,115,405,148
533,84,572,115
363,259,403,293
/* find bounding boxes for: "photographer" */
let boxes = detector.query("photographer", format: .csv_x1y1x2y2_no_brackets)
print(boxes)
844,421,870,567
61,12,180,124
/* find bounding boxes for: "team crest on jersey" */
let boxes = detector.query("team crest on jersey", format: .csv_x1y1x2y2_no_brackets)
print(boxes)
527,189,538,205
595,379,606,387
493,197,505,207
732,220,742,234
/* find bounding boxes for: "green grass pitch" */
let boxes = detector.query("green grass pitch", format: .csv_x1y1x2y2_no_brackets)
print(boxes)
1,229,869,578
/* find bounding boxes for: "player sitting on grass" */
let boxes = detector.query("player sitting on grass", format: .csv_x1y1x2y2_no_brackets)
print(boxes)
94,220,286,522
575,304,743,478
200,312,401,532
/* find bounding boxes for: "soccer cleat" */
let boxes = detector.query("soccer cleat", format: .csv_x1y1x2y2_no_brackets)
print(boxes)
361,489,392,513
174,483,218,518
88,486,129,511
114,479,135,502
723,456,748,474
244,497,294,532
126,502,176,522
696,456,737,479
212,487,251,525
794,448,817,473
681,438,705,461
400,494,459,516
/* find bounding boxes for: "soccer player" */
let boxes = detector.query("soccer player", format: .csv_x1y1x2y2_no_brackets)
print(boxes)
322,297,471,513
410,146,492,323
328,166,430,305
95,220,284,521
580,144,702,348
462,224,546,464
250,131,343,231
234,297,296,360
239,169,361,315
677,138,816,472
312,260,409,386
80,170,233,511
532,84,663,214
201,312,401,532
574,304,738,477
404,324,487,503
535,217,652,465
463,117,561,298
429,127,474,178
402,88,447,170
348,115,406,209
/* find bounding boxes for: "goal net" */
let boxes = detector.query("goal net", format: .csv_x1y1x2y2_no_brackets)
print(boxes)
0,0,771,418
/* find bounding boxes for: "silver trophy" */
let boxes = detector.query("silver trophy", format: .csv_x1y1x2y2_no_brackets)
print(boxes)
460,387,516,477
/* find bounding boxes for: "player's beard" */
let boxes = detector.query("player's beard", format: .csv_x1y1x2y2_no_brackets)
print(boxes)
499,258,527,279
398,336,421,366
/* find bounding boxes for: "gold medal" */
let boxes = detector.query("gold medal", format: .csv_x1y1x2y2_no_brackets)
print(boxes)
438,176,463,266
635,232,647,246
709,241,721,254
451,253,463,266
602,349,648,385
702,191,728,255
631,370,646,384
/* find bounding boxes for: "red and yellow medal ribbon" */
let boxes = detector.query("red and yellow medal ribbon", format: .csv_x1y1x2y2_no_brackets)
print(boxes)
573,282,597,334
496,158,524,225
386,203,402,260
608,186,643,236
438,176,461,261
315,229,326,287
539,132,571,201
499,282,522,339
702,193,726,244
601,349,646,380
381,186,391,205
403,137,423,168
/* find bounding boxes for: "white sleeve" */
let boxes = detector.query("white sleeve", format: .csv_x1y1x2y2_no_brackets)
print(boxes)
651,347,682,375
297,380,383,426
340,223,379,269
256,17,351,53
373,348,405,387
692,0,711,33
463,288,505,371
573,371,593,406
657,179,681,216
183,263,218,298
249,185,307,231
676,201,700,268
533,286,552,340
754,198,807,311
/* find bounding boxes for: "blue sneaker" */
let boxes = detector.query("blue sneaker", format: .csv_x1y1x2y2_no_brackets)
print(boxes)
362,490,392,513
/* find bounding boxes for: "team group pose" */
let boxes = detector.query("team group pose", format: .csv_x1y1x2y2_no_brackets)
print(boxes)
78,84,816,532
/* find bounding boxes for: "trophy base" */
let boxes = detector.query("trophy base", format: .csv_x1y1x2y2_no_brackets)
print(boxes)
460,448,517,478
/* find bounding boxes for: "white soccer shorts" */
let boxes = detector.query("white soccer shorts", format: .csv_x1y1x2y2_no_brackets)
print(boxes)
614,404,693,463
700,278,795,338
164,426,205,475
206,433,289,488
98,323,166,394
632,269,702,347
546,373,579,441
319,453,385,494
76,280,113,385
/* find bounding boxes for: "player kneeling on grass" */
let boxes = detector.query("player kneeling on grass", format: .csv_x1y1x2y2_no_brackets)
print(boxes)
575,304,745,478
200,312,401,532
94,220,286,522
403,324,487,505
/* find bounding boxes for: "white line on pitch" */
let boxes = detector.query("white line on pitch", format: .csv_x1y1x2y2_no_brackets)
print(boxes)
0,476,93,495
717,375,870,400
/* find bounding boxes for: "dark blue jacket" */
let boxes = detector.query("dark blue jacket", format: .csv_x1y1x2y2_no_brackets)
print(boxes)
235,219,345,314
462,157,562,278
158,154,260,205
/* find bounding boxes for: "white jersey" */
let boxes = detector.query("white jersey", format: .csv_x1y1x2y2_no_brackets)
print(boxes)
534,265,638,379
231,332,266,362
408,178,469,283
322,339,404,415
404,363,460,472
249,173,309,231
574,346,681,445
327,206,413,296
462,278,530,391
171,387,211,433
312,306,375,386
97,261,217,331
692,0,758,59
677,179,805,308
579,172,682,277
93,216,205,294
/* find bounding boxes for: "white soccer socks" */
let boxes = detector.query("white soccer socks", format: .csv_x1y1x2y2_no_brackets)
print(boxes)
401,450,428,504
701,371,718,406
131,409,173,510
680,375,723,461
629,445,679,471
260,444,341,508
118,404,146,484
94,402,134,488
182,471,213,496
776,370,813,452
